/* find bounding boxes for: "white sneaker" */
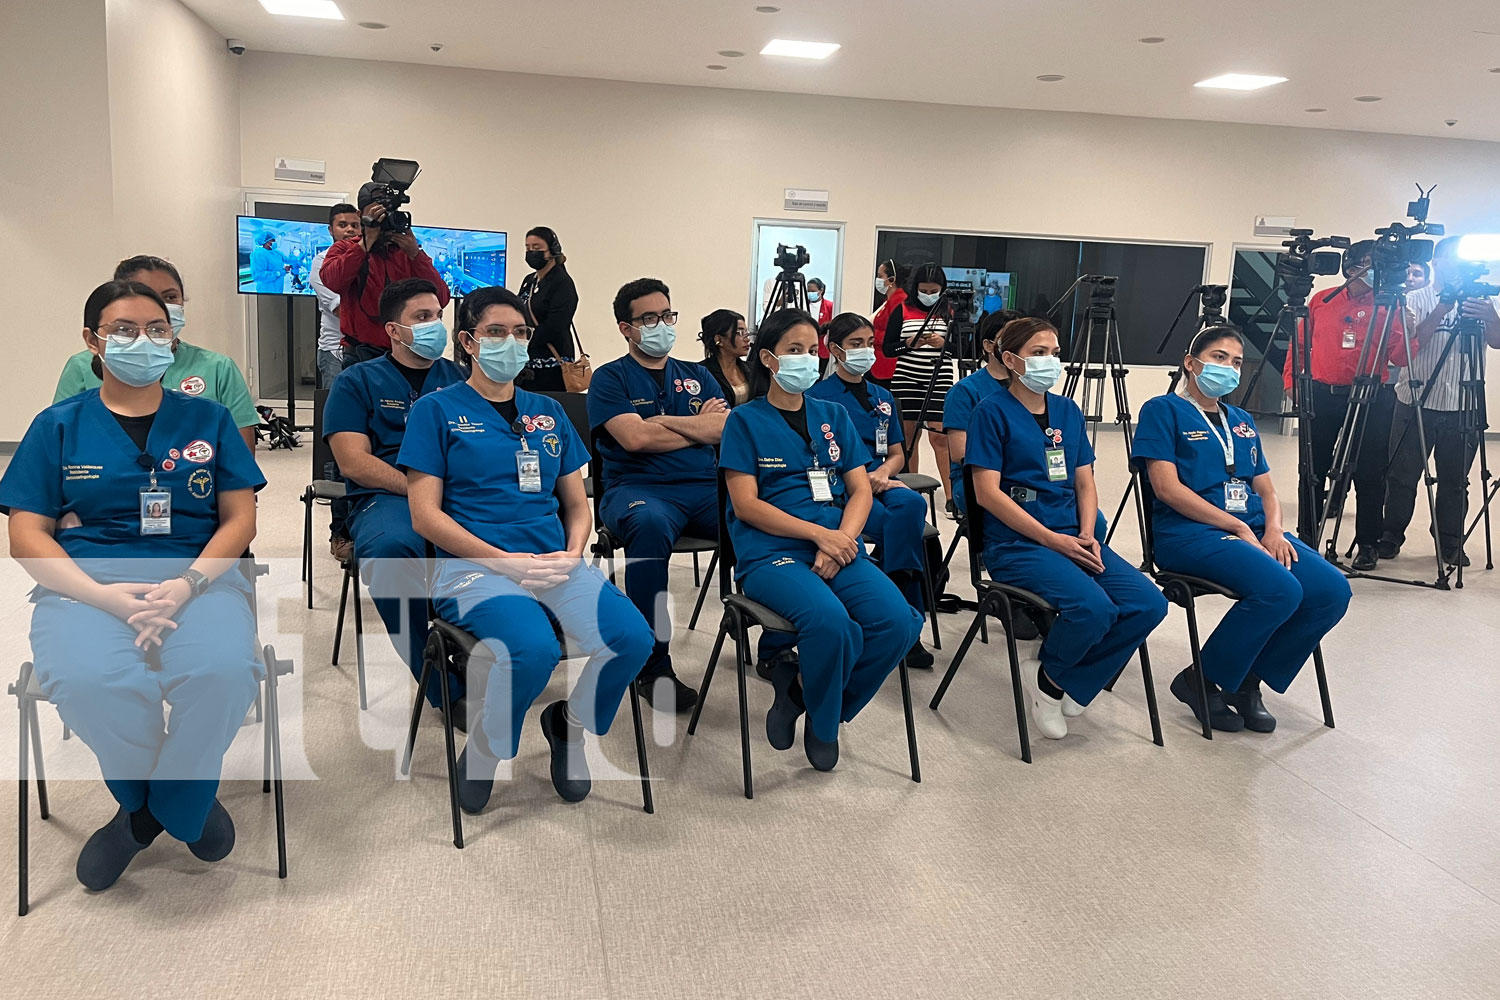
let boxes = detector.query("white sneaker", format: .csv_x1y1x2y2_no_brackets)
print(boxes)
1019,657,1067,739
1061,695,1086,718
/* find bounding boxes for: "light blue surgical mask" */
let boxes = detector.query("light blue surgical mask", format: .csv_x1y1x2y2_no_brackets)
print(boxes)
917,291,941,308
166,303,186,336
772,353,820,393
475,336,530,383
1011,354,1063,394
839,346,876,376
637,322,676,358
807,291,822,303
102,337,175,387
1193,361,1240,398
404,319,449,361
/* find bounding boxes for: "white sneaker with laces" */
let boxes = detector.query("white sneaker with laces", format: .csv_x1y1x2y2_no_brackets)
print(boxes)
1019,657,1067,739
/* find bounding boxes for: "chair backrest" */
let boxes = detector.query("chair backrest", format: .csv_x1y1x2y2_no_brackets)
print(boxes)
715,468,738,597
961,465,987,589
538,390,591,450
311,387,336,482
1133,464,1161,572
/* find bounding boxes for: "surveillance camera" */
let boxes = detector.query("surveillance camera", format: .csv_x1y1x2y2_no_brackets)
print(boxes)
226,38,247,56
430,42,444,52
1444,119,1458,127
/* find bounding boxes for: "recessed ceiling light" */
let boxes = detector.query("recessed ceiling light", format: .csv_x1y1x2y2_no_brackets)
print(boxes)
707,64,727,71
1139,36,1166,43
761,39,840,59
754,5,780,12
1490,67,1500,73
1354,95,1383,102
357,21,386,29
1305,107,1328,113
718,50,745,58
1194,73,1287,91
1036,74,1065,82
259,0,343,19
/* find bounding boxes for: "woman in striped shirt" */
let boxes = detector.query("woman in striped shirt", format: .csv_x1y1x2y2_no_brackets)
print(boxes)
881,262,956,509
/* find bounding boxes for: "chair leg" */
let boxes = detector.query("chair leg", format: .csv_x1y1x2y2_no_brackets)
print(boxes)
1181,594,1213,741
628,684,654,815
262,651,288,878
686,616,729,736
999,598,1032,764
17,687,29,918
28,701,48,820
400,639,439,776
438,656,464,850
898,662,921,783
926,490,938,527
692,551,701,588
332,564,350,665
262,686,272,794
941,523,965,572
929,608,987,710
687,551,718,632
920,553,941,651
352,566,368,711
1138,642,1164,748
734,613,754,801
302,493,312,600
1313,644,1334,729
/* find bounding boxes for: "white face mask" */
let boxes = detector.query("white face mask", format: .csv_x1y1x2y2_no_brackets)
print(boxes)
875,277,888,295
917,291,940,308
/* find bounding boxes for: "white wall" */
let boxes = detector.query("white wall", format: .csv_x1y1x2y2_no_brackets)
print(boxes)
237,51,1500,419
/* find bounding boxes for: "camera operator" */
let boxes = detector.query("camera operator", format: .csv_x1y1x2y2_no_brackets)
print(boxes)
1377,236,1500,567
1284,240,1413,568
318,182,451,367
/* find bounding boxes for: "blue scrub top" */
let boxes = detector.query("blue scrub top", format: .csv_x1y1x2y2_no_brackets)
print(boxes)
806,375,904,470
964,387,1094,547
397,383,589,556
0,389,265,590
586,355,724,487
719,395,872,579
1132,392,1271,533
322,354,465,506
942,367,1007,485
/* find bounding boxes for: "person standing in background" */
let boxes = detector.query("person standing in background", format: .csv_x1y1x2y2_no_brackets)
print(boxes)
808,277,835,372
310,203,362,390
883,262,956,508
870,259,906,387
700,309,752,406
518,226,579,392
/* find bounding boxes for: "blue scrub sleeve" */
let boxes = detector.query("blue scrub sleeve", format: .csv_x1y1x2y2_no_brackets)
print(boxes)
1130,397,1177,468
719,410,756,474
584,364,633,431
942,381,973,435
963,399,1007,473
395,395,448,478
322,369,370,439
0,413,63,518
213,406,267,492
833,406,872,473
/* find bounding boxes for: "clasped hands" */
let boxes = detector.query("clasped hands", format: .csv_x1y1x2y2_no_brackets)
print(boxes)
812,527,861,580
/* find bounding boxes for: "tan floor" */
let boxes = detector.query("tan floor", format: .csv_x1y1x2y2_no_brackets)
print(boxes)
2,427,1499,999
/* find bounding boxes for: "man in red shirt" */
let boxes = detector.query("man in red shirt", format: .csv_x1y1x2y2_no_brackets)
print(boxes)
319,182,451,366
1284,241,1415,567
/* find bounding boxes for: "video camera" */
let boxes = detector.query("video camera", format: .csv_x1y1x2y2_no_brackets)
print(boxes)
1277,229,1349,284
1441,260,1500,305
774,243,810,273
1368,184,1443,288
363,157,421,234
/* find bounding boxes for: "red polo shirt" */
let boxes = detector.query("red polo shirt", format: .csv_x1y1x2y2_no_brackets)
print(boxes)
1284,283,1412,389
318,238,451,349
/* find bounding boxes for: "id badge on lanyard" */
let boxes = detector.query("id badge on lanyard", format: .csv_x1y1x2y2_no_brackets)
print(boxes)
1043,426,1066,483
875,419,889,457
1225,480,1249,513
139,467,171,536
807,453,834,502
1342,328,1357,350
516,439,542,494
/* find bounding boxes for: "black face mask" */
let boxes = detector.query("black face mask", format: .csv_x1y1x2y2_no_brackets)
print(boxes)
525,250,548,271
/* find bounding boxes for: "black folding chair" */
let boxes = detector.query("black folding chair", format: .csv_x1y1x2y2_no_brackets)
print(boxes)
330,543,367,710
300,387,345,609
1133,468,1334,740
686,471,921,798
929,466,1164,762
400,614,655,850
11,557,292,916
896,472,942,526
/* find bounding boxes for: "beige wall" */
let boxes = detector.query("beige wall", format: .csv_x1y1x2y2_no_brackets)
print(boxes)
237,50,1500,418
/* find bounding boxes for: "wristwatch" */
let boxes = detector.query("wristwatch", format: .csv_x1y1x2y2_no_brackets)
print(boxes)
177,568,208,599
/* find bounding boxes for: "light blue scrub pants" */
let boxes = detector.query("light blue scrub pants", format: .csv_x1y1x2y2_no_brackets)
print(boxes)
862,484,929,612
433,561,652,760
1153,525,1351,692
739,555,924,742
28,583,262,842
984,536,1168,707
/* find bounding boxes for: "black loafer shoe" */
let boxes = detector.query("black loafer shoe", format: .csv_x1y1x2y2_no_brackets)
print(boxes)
1223,683,1277,734
1351,546,1378,572
804,723,840,772
539,701,591,803
1377,539,1401,560
763,653,805,751
187,800,236,863
1170,667,1245,733
637,672,698,714
904,642,935,670
77,807,155,891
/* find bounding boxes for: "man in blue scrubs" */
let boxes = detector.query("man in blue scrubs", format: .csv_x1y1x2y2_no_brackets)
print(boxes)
588,278,792,712
324,278,466,721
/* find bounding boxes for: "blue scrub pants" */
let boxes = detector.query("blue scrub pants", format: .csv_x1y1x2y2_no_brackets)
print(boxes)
739,556,924,742
28,584,262,842
433,561,652,760
985,538,1168,706
348,493,456,706
600,481,791,677
862,484,929,612
949,466,968,518
1154,526,1351,692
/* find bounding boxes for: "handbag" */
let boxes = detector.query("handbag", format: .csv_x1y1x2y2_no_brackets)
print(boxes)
549,323,592,392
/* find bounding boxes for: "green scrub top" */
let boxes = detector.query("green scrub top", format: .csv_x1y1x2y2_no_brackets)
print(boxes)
53,340,260,429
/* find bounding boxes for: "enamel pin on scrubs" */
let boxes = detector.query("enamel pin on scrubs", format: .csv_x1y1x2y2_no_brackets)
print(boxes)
1044,426,1067,483
809,423,837,502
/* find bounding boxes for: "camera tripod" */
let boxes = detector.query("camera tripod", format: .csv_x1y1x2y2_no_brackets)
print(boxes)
762,268,809,322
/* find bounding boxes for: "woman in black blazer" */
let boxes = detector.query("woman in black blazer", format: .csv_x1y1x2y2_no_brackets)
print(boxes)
517,226,579,392
698,309,752,407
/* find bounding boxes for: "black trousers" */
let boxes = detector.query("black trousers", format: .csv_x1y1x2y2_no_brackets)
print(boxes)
1299,381,1395,546
1380,402,1479,556
341,341,388,368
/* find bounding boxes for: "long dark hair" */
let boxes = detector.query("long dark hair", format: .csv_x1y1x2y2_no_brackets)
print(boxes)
907,262,947,301
698,308,744,360
824,311,873,349
1182,324,1245,378
113,255,185,295
748,308,818,399
455,285,533,370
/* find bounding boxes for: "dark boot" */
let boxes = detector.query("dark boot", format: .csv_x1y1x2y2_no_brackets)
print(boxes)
539,701,591,803
1223,673,1277,733
77,806,158,891
1170,667,1245,733
187,800,236,862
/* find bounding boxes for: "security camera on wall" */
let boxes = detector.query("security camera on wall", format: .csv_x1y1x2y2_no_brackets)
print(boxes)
226,38,247,56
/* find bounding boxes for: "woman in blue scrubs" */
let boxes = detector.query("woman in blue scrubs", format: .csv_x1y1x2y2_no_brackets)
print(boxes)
1133,325,1351,733
966,317,1167,741
398,286,652,812
807,312,934,669
720,308,924,771
1,280,264,892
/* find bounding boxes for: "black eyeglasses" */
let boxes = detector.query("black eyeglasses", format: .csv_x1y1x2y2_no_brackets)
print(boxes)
631,310,679,329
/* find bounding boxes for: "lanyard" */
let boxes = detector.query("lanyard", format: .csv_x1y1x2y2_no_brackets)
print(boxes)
1182,390,1235,476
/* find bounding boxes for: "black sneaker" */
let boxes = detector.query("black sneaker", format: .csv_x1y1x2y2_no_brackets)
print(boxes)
1351,545,1378,571
904,642,935,670
1377,539,1402,560
944,500,958,521
1169,667,1245,733
636,671,699,714
1222,675,1277,733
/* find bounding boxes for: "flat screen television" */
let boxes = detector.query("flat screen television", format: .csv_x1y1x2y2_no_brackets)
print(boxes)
236,216,508,297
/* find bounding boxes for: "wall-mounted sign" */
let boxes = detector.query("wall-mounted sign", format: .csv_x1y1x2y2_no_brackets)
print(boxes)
785,188,829,212
1254,215,1295,237
275,156,326,184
